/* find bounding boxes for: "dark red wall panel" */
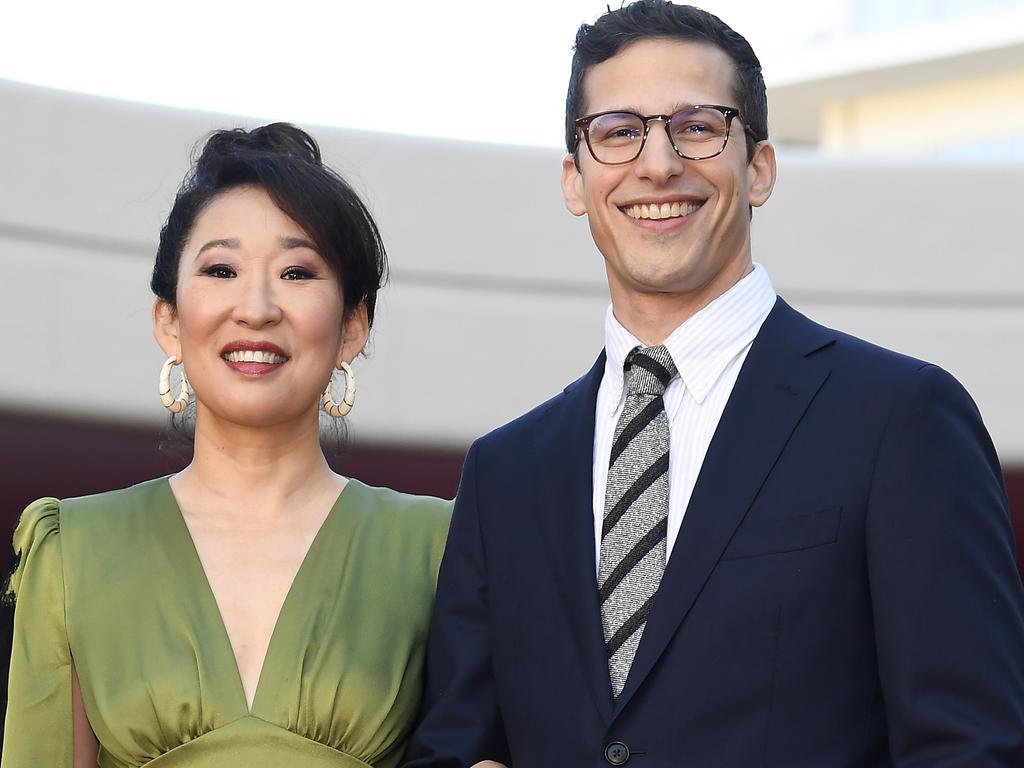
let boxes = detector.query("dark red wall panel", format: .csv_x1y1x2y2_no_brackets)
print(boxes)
1005,471,1024,581
1,410,1022,580
0,411,465,535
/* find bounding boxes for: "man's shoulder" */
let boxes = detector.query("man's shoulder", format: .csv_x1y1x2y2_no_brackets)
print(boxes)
476,387,576,447
774,299,939,381
775,301,986,428
474,355,602,453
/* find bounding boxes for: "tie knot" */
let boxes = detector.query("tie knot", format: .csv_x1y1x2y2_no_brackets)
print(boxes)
623,345,678,397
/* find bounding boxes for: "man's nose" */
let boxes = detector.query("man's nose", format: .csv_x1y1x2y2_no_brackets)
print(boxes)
634,121,685,182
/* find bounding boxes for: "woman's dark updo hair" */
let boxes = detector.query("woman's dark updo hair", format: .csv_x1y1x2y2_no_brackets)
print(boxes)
151,122,387,328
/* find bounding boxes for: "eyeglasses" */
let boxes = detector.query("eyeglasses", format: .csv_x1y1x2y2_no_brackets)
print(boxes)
574,105,749,165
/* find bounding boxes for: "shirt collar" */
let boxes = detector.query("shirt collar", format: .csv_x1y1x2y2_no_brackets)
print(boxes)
603,263,777,410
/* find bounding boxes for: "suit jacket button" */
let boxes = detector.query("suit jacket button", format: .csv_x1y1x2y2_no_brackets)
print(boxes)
604,741,630,765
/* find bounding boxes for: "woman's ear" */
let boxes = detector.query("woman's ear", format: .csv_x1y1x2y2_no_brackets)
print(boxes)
337,303,370,366
152,299,181,360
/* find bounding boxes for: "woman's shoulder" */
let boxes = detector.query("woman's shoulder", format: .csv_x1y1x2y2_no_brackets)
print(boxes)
339,480,452,582
343,480,452,548
57,476,170,514
26,477,174,544
347,480,452,523
9,496,62,576
7,497,64,602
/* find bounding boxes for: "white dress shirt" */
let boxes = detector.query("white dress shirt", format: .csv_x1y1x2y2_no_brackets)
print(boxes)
593,263,777,567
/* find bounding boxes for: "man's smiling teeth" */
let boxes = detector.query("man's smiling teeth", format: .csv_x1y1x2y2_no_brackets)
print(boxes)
223,350,287,364
624,201,702,220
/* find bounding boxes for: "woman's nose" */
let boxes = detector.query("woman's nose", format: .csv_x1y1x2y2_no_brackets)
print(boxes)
231,275,283,328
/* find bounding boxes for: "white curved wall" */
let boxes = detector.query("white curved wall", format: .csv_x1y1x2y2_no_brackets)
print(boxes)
1,80,1021,461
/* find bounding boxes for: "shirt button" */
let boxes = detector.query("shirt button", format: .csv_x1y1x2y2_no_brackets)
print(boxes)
604,741,630,765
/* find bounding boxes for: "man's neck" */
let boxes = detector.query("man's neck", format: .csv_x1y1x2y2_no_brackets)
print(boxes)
609,261,755,346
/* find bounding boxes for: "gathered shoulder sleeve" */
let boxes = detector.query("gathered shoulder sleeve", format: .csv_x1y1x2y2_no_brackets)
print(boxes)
2,498,73,768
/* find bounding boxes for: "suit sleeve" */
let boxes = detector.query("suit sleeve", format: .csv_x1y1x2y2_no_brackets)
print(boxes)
403,441,512,768
866,364,1024,766
2,498,74,768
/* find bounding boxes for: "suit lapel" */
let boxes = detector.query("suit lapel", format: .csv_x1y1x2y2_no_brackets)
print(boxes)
612,299,836,715
533,353,615,722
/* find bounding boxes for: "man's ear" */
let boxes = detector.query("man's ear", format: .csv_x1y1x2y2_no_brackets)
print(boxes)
561,153,587,216
747,140,777,208
152,299,181,360
337,302,370,367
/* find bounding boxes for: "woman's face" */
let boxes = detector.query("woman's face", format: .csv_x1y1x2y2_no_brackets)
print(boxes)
154,185,368,429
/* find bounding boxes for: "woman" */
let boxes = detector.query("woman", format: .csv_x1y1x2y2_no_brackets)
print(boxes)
3,124,451,767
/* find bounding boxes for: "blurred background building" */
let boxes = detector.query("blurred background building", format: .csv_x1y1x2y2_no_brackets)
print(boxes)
1,0,1022,576
769,0,1024,158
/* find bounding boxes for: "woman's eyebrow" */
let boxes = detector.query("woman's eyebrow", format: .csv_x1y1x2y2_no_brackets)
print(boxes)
278,236,318,251
195,238,240,259
193,236,317,258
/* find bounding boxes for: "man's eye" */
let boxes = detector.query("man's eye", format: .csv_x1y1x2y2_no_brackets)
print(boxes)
203,265,236,278
598,126,642,142
611,127,641,139
282,267,315,280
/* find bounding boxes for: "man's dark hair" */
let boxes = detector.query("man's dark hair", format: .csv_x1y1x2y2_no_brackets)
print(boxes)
565,1,768,161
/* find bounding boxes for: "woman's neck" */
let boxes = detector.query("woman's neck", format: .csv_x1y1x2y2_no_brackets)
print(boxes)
170,409,344,524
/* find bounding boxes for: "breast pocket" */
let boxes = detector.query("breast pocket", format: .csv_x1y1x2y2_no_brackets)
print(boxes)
721,505,842,561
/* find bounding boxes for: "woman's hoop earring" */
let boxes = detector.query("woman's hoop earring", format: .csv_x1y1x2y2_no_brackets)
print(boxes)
322,361,356,418
159,356,191,413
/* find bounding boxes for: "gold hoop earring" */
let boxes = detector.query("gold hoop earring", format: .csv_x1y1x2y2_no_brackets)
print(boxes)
159,356,191,413
322,361,355,418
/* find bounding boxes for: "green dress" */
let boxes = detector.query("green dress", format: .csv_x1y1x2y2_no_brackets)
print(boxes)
2,477,451,768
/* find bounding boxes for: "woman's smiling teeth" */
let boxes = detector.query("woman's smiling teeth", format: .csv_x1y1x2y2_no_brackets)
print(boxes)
222,350,288,364
624,201,702,220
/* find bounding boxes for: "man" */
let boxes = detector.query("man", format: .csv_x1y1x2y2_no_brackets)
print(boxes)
405,2,1024,766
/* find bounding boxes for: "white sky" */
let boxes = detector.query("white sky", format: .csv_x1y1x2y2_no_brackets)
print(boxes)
2,0,843,147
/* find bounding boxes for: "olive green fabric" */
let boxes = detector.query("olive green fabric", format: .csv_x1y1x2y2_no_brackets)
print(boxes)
3,477,451,767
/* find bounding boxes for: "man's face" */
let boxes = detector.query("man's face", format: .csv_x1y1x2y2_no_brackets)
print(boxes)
562,38,776,315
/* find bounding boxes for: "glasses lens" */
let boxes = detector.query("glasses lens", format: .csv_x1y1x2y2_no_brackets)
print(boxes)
586,113,645,163
669,107,730,159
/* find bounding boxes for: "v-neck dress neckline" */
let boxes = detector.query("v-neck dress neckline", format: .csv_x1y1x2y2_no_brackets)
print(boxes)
159,478,353,716
5,476,452,767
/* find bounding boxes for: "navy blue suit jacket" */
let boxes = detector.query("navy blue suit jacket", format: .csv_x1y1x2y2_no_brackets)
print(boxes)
405,299,1024,767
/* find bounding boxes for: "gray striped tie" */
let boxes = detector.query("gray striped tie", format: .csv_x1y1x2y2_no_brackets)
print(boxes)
599,344,678,697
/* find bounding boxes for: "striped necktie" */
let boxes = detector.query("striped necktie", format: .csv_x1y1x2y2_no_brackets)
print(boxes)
599,344,678,698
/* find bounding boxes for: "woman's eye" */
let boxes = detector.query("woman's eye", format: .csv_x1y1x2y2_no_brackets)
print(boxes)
282,267,315,280
203,264,236,278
